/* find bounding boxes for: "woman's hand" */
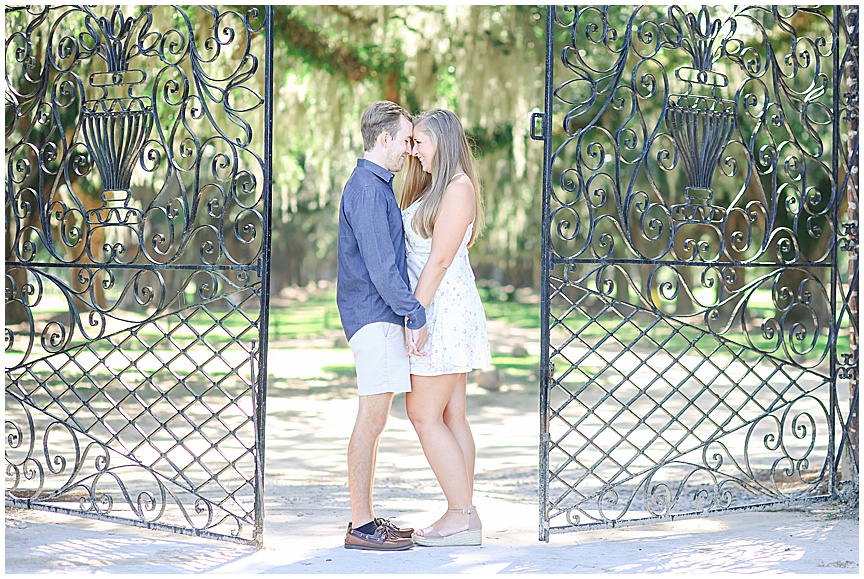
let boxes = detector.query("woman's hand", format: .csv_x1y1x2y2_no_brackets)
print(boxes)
406,325,428,356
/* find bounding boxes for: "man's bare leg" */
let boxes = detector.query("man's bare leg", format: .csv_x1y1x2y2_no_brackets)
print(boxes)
348,391,395,528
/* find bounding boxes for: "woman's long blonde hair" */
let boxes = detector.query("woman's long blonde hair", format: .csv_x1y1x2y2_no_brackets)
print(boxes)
400,109,484,247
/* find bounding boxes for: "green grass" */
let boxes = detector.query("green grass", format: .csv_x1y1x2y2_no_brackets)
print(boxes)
490,355,540,378
8,284,850,367
320,364,354,377
476,287,540,329
264,285,543,338
269,302,340,339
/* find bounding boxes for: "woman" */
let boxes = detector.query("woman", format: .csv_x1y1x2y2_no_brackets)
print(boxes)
400,109,492,547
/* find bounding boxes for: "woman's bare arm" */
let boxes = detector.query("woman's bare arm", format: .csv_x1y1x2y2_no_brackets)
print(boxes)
412,177,476,308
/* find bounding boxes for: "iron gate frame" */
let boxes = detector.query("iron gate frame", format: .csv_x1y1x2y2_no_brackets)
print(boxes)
5,4,274,547
535,4,858,541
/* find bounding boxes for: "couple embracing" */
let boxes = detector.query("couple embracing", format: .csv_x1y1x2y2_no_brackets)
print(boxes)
336,101,491,550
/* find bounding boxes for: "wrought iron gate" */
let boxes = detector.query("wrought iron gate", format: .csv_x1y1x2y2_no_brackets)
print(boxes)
536,5,858,540
5,5,273,546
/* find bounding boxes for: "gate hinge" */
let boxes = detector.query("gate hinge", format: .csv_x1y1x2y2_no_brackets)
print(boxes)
530,111,544,141
541,432,552,444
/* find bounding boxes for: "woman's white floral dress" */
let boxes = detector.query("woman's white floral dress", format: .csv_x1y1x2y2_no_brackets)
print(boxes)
402,198,492,376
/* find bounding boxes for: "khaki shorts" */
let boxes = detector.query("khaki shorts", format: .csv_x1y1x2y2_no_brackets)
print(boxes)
348,322,411,396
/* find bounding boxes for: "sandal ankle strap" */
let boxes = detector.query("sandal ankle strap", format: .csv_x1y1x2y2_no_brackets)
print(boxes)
447,507,473,514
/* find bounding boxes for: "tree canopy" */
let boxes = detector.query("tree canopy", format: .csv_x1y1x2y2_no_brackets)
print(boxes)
265,5,547,290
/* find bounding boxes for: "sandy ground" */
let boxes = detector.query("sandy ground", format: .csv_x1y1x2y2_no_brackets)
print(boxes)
4,321,860,574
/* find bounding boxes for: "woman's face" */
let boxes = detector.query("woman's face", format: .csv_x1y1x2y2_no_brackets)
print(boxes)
411,126,435,174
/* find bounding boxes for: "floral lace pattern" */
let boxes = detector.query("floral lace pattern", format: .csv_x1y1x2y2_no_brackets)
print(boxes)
402,199,492,376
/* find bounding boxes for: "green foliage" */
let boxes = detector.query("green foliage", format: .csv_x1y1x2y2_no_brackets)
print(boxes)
467,123,515,156
262,5,548,290
435,65,460,109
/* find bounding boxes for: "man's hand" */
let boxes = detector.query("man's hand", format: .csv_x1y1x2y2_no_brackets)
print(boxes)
405,324,428,356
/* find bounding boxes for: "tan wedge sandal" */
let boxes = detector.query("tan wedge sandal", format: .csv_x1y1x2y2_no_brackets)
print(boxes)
412,506,482,547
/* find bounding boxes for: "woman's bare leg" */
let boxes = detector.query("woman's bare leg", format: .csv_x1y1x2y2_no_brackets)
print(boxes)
407,373,472,534
443,373,475,499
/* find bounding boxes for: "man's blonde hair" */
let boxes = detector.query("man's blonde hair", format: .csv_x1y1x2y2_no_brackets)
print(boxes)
361,101,410,152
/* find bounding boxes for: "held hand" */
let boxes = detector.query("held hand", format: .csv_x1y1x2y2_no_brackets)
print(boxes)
413,324,428,354
404,325,428,357
405,327,417,356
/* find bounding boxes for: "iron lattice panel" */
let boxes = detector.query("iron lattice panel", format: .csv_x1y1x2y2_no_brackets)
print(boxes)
538,5,858,539
5,5,273,546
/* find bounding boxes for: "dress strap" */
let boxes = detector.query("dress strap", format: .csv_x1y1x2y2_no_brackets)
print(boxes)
449,172,467,182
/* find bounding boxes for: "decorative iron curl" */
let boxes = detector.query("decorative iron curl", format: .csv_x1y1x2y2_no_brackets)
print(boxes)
5,5,268,270
5,405,251,534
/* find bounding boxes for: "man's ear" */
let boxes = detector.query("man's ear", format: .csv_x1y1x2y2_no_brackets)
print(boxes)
378,131,390,147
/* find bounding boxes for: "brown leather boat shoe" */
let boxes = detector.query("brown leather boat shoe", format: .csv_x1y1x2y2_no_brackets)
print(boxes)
344,523,413,551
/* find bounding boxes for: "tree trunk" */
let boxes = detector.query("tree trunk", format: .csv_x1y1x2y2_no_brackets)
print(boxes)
384,70,399,104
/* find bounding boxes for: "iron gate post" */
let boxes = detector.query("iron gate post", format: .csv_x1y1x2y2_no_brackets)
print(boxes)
251,4,275,548
537,4,556,544
829,5,840,497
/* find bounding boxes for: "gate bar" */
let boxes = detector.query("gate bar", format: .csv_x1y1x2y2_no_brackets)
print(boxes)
251,4,275,549
829,5,840,495
538,4,555,544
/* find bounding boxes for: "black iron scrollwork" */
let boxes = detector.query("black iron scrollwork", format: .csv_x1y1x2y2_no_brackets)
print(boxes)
5,5,271,546
540,5,855,538
6,5,267,270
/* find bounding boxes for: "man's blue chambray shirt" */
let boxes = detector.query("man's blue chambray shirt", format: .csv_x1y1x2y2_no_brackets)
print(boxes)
336,158,426,342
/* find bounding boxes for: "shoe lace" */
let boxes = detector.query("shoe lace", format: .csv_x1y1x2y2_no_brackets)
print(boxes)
375,519,403,539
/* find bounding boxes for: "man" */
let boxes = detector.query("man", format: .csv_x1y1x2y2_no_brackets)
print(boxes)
336,101,428,551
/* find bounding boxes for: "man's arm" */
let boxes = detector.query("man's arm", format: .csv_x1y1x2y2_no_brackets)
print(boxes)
347,187,426,330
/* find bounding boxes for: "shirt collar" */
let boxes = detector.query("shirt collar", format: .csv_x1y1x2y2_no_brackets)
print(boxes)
357,158,394,185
